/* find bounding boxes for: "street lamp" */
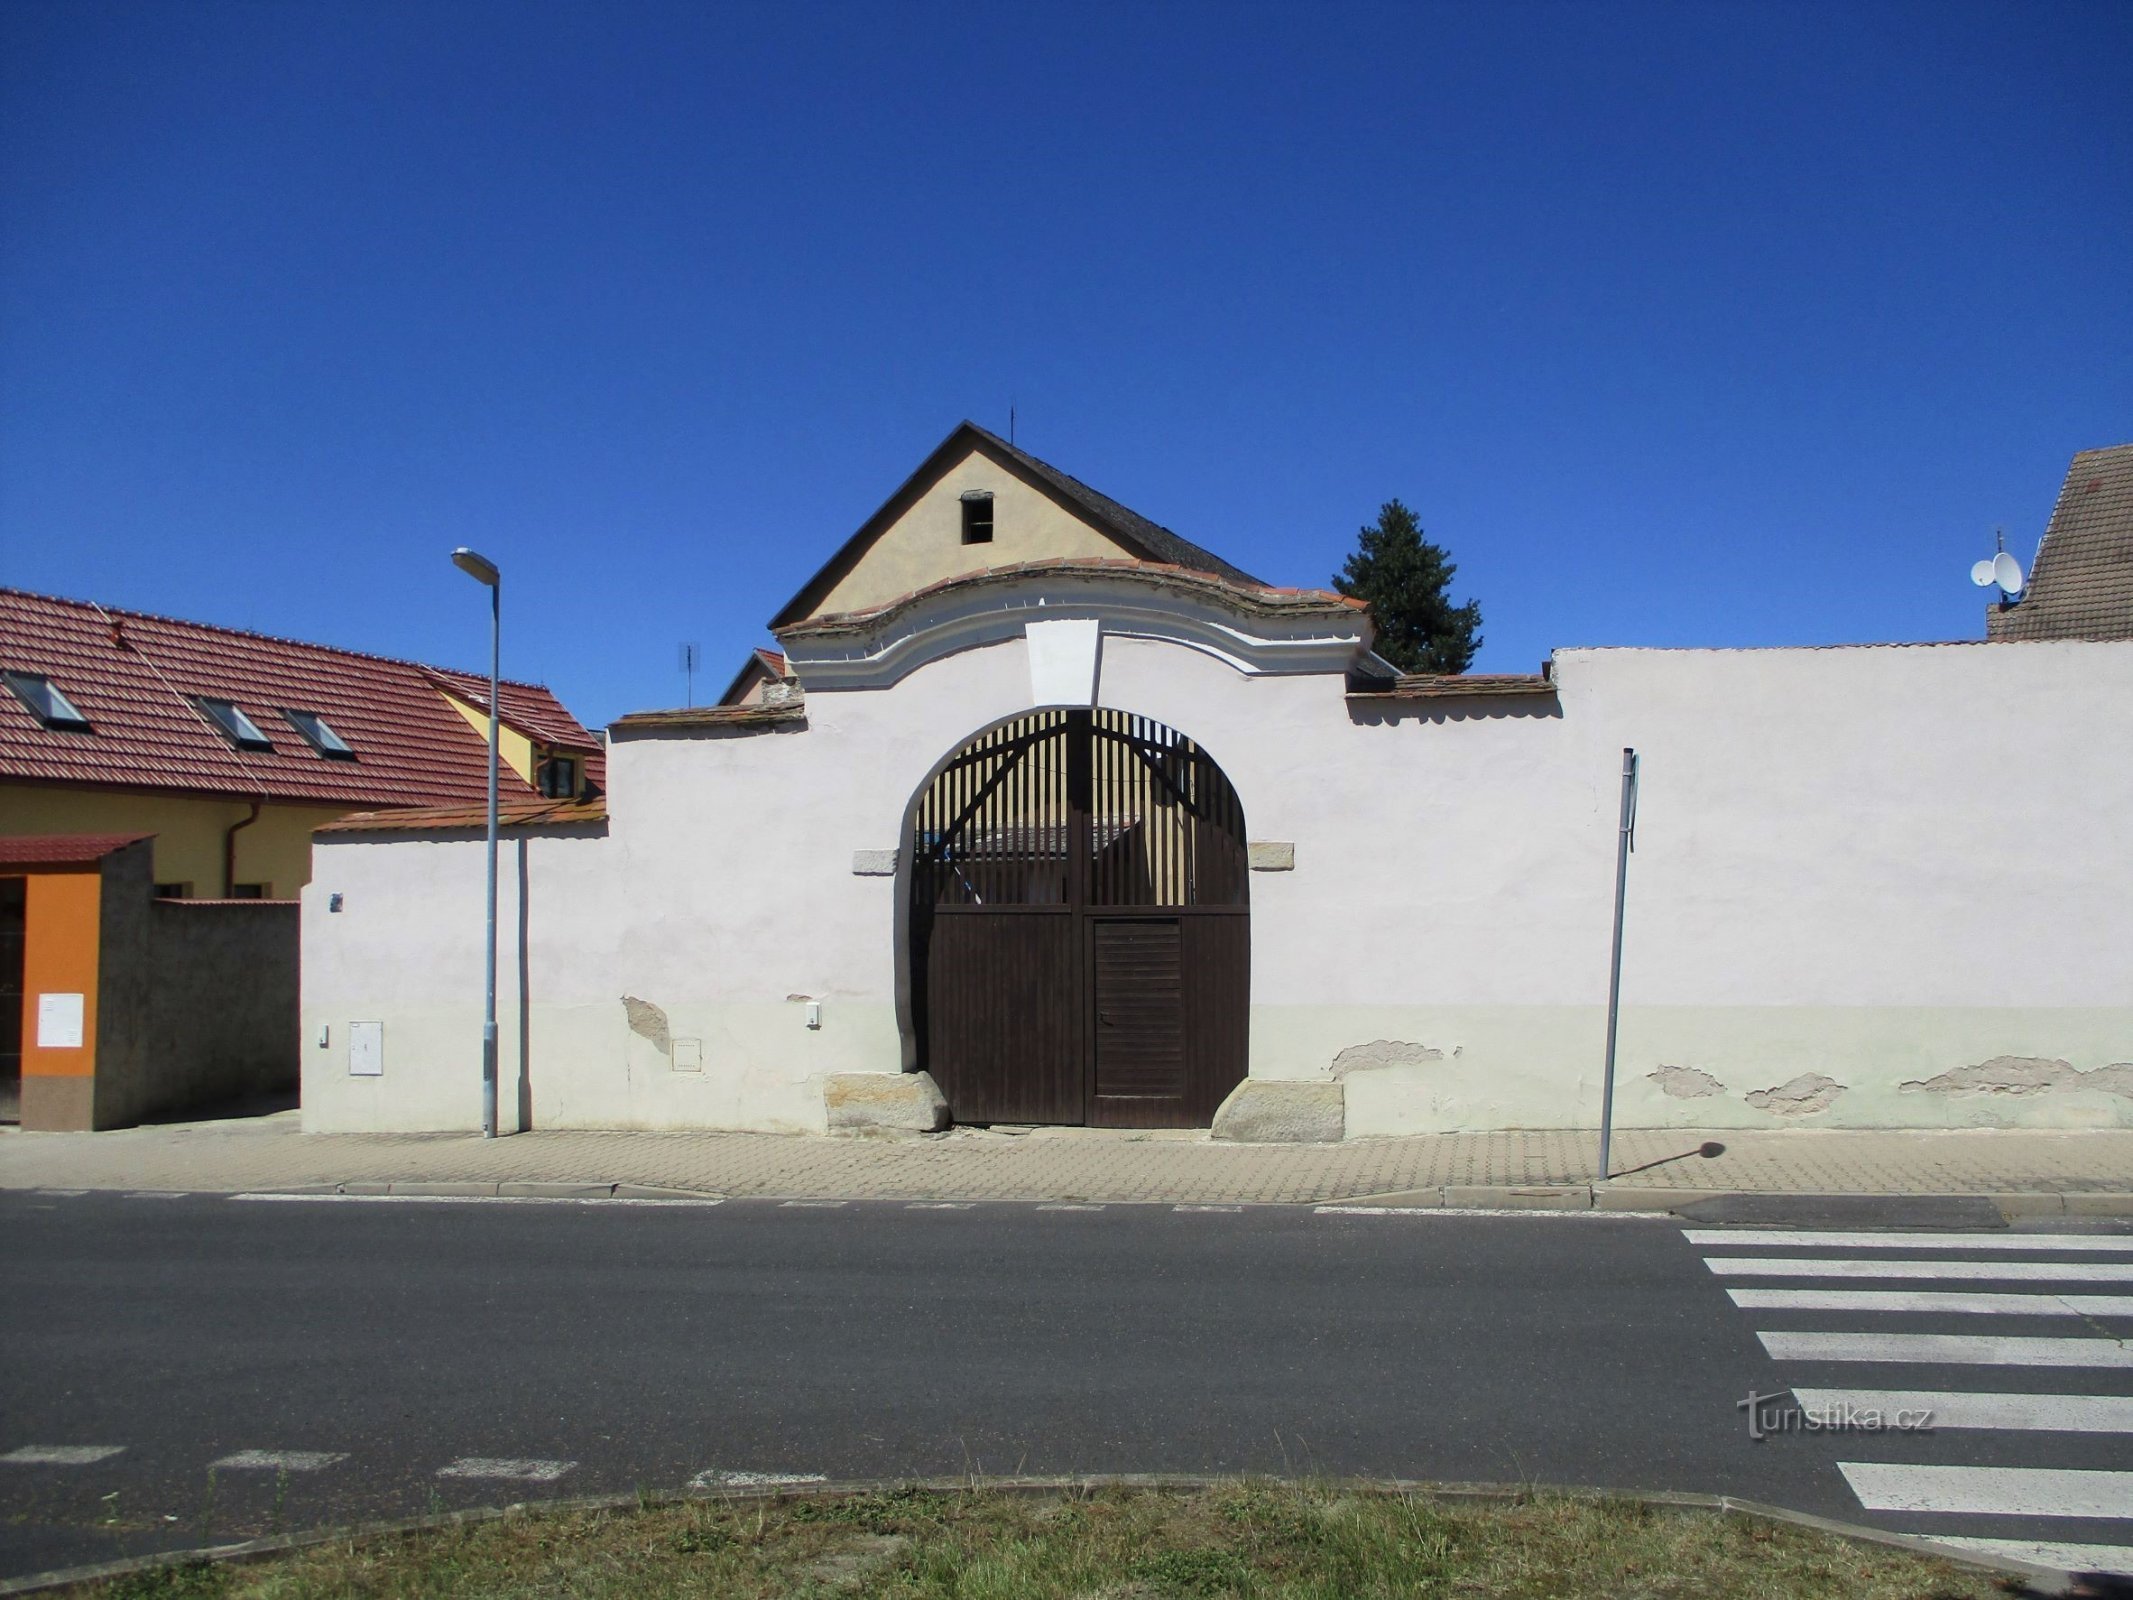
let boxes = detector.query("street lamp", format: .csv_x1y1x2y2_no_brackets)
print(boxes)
451,546,502,1138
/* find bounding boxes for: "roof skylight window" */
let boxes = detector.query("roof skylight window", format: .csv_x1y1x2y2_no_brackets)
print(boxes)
4,671,91,730
196,697,274,751
282,708,355,759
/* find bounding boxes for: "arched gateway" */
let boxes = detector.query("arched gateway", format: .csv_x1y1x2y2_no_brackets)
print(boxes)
907,708,1249,1128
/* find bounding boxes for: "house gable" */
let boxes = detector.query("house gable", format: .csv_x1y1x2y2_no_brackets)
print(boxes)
770,422,1264,628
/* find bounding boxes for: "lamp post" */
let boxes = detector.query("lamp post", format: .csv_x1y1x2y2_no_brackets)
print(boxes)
451,547,502,1139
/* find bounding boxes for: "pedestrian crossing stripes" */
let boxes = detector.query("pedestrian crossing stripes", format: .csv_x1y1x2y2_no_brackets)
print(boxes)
210,1450,347,1472
1685,1229,2133,1253
1791,1389,2133,1434
1758,1331,2133,1368
0,1445,124,1465
1694,1222,2133,1579
436,1457,575,1482
1728,1288,2133,1316
1703,1255,2133,1281
1841,1463,2133,1520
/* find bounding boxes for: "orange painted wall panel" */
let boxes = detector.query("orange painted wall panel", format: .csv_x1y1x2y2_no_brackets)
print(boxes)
21,868,100,1079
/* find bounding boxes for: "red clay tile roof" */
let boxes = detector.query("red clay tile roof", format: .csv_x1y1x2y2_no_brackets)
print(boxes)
1987,444,2133,642
317,797,608,834
0,832,152,867
0,589,602,808
420,666,602,751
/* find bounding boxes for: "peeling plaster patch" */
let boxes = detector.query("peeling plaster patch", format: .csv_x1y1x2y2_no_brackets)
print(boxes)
622,996,671,1056
1744,1073,1846,1116
1900,1056,2133,1100
1331,1040,1445,1077
1648,1064,1726,1099
2082,1064,2133,1099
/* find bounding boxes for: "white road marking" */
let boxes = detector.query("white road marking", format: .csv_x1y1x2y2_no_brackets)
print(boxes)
1925,1537,2133,1576
1703,1256,2133,1282
1,1446,125,1465
125,1191,189,1200
779,1200,847,1209
1036,1203,1105,1211
905,1202,974,1210
35,1190,87,1198
436,1457,575,1482
1760,1331,2133,1368
1685,1229,2133,1253
1174,1204,1243,1213
1792,1388,2133,1433
690,1468,827,1489
1727,1287,2133,1316
230,1194,725,1208
211,1450,346,1472
1840,1462,2133,1519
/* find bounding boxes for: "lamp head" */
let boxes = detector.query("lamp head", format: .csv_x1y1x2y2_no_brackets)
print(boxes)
451,547,501,587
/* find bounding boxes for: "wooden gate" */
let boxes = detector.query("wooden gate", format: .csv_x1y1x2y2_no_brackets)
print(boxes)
909,709,1249,1128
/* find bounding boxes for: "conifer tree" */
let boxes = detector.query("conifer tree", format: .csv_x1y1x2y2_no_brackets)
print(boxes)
1333,499,1482,674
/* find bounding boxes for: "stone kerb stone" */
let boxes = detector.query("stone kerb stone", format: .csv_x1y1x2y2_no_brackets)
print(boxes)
825,1071,950,1134
1210,1079,1345,1143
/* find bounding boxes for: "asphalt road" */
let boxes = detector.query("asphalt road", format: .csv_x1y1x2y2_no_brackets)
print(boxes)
2,1190,2126,1582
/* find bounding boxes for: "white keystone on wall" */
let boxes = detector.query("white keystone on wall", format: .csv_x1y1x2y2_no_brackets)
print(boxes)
1026,618,1102,706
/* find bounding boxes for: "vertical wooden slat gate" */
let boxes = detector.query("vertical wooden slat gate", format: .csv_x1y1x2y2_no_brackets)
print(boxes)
910,709,1249,1128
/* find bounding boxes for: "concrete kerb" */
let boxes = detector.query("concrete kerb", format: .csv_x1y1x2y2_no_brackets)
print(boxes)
0,1474,2074,1598
219,1181,2133,1218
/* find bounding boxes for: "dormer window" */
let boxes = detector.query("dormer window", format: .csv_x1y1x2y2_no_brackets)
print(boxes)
196,697,274,751
4,671,91,730
282,708,355,758
960,490,994,545
537,752,581,799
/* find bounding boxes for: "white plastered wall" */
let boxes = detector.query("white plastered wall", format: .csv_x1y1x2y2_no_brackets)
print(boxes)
303,630,2133,1136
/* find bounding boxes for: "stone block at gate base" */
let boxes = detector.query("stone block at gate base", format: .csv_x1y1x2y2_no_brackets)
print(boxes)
825,1071,950,1134
1210,1079,1345,1143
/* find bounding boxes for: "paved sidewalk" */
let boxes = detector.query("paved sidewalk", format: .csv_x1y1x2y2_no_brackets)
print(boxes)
3,1114,2131,1210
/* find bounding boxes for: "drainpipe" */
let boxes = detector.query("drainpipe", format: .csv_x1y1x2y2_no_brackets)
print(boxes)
223,800,263,897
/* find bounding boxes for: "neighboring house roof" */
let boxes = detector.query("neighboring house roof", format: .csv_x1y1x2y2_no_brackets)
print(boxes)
716,646,791,707
1987,444,2133,642
420,666,602,751
768,421,1266,628
0,588,602,807
0,832,152,867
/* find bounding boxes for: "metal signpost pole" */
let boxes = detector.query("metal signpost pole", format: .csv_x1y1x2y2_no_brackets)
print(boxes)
452,548,503,1139
1598,746,1638,1184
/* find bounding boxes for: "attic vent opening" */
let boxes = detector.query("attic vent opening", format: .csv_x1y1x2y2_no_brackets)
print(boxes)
196,697,274,751
283,708,355,759
960,490,994,545
4,671,91,731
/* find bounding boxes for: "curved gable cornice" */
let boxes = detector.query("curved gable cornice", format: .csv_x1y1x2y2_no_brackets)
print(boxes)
775,560,1374,690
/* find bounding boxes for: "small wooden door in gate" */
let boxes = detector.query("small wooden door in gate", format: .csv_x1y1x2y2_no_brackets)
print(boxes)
909,709,1249,1128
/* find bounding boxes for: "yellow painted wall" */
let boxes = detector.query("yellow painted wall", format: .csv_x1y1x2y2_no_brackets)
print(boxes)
0,788,343,898
442,692,536,783
813,449,1133,618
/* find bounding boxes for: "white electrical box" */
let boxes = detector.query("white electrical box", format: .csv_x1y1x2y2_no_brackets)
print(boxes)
36,993,85,1049
349,1020,384,1077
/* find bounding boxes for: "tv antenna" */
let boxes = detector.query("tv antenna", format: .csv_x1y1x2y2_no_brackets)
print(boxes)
1968,528,2024,607
679,642,700,707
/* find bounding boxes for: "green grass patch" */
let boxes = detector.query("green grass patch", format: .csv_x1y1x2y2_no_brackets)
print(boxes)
59,1483,2019,1600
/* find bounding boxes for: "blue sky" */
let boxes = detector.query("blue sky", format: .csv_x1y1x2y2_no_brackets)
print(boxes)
4,0,2127,724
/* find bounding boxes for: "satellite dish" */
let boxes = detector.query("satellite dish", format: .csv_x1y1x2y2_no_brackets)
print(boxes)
1993,550,2024,595
1970,559,1997,588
